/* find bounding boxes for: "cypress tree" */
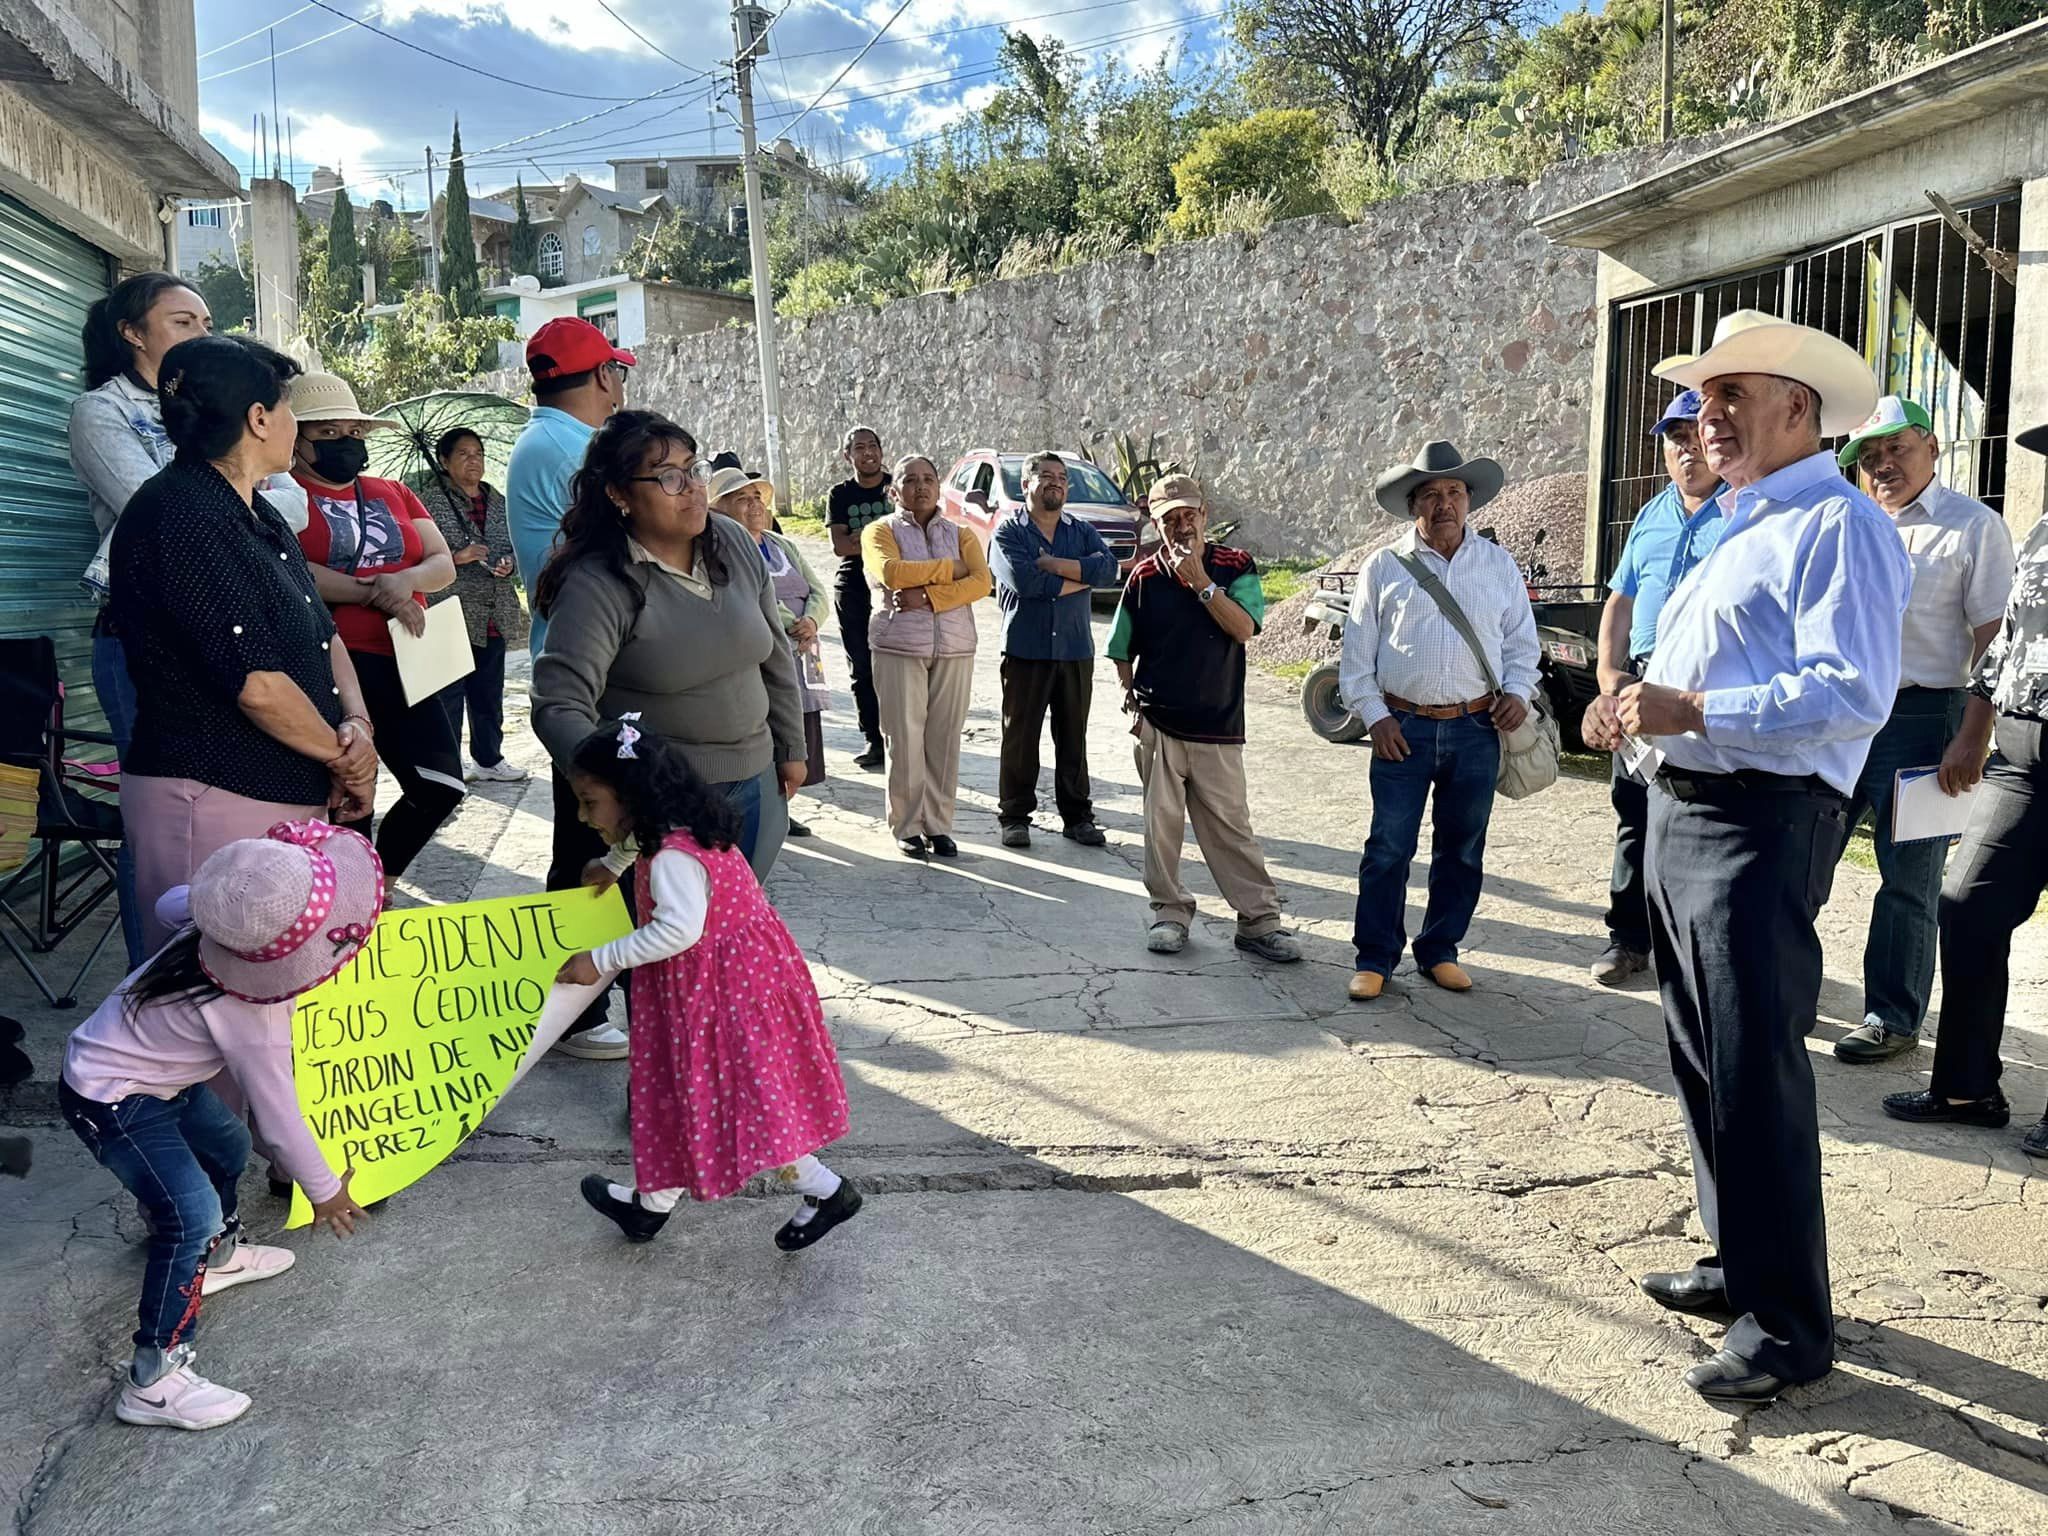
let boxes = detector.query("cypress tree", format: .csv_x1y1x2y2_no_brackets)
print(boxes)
509,178,539,280
325,183,362,315
439,118,482,317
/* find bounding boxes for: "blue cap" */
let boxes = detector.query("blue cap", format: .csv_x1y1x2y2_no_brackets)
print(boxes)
1650,390,1704,437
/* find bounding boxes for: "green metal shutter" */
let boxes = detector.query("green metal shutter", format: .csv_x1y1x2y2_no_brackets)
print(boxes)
0,191,113,728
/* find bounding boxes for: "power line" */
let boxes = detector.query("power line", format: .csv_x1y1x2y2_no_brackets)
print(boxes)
774,0,1155,61
200,3,316,59
298,0,657,101
776,0,918,144
596,0,711,76
201,18,355,82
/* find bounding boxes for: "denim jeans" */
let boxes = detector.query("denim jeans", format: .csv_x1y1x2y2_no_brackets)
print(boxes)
1351,711,1499,976
92,629,145,969
717,763,789,886
439,636,508,767
1844,688,1965,1036
59,1079,247,1355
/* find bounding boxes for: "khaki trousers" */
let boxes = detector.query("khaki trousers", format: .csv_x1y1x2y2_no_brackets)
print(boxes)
873,650,974,838
1133,720,1281,934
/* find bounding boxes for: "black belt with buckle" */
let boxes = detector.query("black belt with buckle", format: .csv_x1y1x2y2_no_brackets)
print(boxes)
1655,767,1839,803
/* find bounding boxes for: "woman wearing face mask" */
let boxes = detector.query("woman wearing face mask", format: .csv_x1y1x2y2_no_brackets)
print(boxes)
284,372,462,880
531,410,806,884
67,272,214,965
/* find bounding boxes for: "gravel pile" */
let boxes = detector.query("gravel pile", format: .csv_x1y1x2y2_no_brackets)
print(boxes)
1246,471,1590,673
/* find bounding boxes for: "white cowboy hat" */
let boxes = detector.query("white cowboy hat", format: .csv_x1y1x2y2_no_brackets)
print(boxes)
707,464,772,505
288,371,400,428
1652,311,1878,438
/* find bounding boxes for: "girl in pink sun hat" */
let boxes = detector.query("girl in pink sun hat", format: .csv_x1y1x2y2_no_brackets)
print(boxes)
59,820,381,1431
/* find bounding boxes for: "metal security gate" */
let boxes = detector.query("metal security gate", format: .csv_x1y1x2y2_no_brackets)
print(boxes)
0,191,114,728
1598,193,2020,580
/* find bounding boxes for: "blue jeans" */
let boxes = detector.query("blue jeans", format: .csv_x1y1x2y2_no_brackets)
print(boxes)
439,636,507,767
92,629,145,969
1845,687,1965,1036
60,1079,247,1357
717,764,789,886
1351,711,1499,976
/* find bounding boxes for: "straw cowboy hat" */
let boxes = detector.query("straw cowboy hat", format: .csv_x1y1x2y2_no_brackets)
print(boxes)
707,464,773,506
181,822,385,1004
1652,310,1879,438
1374,440,1505,518
288,372,400,428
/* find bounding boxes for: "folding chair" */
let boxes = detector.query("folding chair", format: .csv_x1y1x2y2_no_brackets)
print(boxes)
0,637,123,1008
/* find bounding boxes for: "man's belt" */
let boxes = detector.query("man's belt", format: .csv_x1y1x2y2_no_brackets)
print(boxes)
1384,692,1495,720
1655,767,1839,803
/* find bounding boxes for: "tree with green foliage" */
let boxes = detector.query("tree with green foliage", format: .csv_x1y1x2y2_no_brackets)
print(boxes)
374,220,423,303
1232,0,1535,163
324,185,363,318
1168,109,1335,237
325,289,515,412
438,120,482,318
508,179,539,280
626,210,748,290
191,251,253,333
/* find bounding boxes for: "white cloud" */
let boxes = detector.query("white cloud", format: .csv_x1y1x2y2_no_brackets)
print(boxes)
203,109,386,174
898,80,1000,138
375,0,718,57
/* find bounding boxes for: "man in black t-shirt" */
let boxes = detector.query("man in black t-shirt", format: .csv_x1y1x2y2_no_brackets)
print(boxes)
1107,474,1299,965
827,425,891,769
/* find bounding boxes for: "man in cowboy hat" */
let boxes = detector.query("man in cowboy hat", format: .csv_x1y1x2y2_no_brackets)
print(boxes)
1337,441,1540,1003
1590,389,1726,988
1828,397,2012,1063
1583,310,1912,1404
1107,474,1300,963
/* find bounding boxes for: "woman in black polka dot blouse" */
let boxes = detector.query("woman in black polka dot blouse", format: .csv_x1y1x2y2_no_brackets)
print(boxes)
109,336,381,955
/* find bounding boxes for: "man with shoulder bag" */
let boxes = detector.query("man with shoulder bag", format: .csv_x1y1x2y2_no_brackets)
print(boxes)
1337,441,1545,1003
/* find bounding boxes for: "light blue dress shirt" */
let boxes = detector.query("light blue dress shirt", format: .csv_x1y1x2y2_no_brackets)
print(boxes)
505,406,597,659
1608,482,1727,659
1645,450,1912,796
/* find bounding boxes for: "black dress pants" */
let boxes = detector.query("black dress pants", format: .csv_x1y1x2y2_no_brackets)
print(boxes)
997,656,1094,828
343,649,465,880
1929,716,2048,1111
1647,774,1849,1383
1605,752,1651,954
835,569,882,749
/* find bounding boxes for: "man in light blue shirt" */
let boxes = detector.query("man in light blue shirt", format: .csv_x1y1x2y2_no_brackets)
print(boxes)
503,316,632,1057
1585,312,1910,1407
1591,389,1725,987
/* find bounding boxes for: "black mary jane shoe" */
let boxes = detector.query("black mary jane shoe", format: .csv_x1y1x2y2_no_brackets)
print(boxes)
1684,1349,1796,1406
897,835,927,859
1881,1089,2010,1128
774,1181,863,1252
787,818,814,838
580,1173,669,1243
1639,1266,1731,1315
927,834,958,859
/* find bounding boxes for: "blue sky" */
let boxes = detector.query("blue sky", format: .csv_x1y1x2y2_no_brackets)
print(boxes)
193,1,1259,209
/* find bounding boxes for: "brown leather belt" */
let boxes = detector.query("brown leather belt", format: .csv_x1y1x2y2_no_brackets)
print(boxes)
1384,692,1496,720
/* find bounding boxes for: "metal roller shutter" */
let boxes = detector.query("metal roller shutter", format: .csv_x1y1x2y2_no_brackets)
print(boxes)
0,190,113,730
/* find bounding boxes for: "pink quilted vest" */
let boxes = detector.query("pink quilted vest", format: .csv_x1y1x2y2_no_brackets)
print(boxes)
866,512,979,659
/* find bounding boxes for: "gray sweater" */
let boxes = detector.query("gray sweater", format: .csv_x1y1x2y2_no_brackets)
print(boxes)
532,512,806,786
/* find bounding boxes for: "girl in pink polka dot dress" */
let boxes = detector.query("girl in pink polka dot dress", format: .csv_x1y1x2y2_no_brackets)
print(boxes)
555,718,859,1250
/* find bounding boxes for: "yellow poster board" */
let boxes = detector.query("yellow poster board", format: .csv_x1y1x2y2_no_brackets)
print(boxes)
285,886,632,1226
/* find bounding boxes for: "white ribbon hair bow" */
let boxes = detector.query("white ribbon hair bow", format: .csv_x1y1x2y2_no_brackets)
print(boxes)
616,711,644,760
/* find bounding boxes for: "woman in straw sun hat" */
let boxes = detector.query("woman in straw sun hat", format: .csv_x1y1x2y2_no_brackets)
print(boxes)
58,820,381,1432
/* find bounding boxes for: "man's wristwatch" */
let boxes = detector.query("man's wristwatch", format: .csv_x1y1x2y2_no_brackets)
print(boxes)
1198,581,1219,604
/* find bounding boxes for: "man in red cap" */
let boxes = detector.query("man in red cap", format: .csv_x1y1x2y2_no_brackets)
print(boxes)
505,316,633,1059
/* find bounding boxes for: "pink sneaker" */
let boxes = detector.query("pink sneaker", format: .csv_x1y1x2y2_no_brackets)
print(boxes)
116,1359,251,1430
201,1242,295,1295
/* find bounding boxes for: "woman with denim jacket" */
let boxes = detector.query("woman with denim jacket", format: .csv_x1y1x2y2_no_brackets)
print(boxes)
66,272,214,965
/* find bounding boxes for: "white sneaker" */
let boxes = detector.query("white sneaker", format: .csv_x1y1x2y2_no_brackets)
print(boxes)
466,757,530,783
116,1357,251,1431
201,1242,295,1296
554,1022,629,1060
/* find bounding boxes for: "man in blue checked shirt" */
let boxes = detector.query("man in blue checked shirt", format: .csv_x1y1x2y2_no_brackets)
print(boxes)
1590,390,1726,987
1585,311,1910,1407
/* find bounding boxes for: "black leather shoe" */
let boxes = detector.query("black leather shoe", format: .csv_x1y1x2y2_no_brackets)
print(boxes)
1881,1089,2010,1128
1000,823,1031,849
1684,1349,1793,1404
1640,1267,1730,1314
774,1180,863,1251
853,743,884,772
896,835,927,859
787,818,814,838
1063,821,1107,847
2022,1118,2048,1159
580,1173,668,1243
927,834,958,858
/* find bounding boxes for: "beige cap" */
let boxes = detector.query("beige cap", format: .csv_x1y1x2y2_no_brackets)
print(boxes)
1148,473,1203,515
288,371,399,428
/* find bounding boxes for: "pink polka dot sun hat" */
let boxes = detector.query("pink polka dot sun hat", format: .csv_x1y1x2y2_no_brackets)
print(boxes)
185,821,386,1003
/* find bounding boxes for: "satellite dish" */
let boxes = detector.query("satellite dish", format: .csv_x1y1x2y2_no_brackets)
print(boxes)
510,274,541,294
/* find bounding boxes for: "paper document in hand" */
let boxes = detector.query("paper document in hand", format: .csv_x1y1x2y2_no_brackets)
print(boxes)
1891,767,1977,844
389,596,475,705
1618,733,1665,780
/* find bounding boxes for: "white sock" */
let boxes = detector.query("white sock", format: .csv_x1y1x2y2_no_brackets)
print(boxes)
779,1156,841,1225
608,1181,680,1213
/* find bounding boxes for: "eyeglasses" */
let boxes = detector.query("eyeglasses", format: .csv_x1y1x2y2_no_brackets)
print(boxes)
628,461,711,496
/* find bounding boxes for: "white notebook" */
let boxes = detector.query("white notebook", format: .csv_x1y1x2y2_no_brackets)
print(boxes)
1891,766,1977,844
389,597,475,706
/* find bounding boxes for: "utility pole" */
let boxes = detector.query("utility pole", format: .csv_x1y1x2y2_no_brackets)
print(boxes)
732,2,789,514
424,146,442,294
1661,0,1676,142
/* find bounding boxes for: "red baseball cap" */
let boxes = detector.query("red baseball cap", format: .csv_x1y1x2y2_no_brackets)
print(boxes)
525,316,636,382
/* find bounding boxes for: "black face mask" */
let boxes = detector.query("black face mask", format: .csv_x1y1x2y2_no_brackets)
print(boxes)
306,436,370,483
